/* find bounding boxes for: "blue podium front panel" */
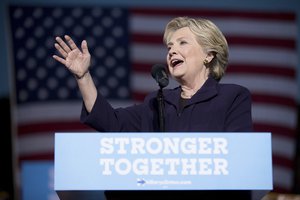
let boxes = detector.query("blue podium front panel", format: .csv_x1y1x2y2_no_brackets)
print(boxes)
22,161,59,200
54,132,272,191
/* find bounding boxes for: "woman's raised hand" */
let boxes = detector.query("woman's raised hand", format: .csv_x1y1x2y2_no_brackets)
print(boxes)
53,35,91,79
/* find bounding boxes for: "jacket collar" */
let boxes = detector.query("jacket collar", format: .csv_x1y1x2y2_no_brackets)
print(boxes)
163,77,218,107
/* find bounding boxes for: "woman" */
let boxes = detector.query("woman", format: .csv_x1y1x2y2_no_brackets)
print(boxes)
53,16,253,133
53,16,253,199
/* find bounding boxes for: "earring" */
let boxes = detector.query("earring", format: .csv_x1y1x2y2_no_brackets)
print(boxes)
203,59,209,65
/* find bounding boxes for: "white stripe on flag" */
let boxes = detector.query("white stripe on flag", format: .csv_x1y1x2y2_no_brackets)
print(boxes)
213,18,297,39
229,46,297,67
131,44,166,63
222,74,298,99
16,101,82,125
17,100,136,124
130,15,171,34
252,103,297,129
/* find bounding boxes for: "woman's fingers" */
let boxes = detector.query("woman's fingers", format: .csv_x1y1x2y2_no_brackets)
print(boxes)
53,35,89,70
52,55,66,66
81,40,90,55
54,42,68,58
65,35,78,51
55,36,72,54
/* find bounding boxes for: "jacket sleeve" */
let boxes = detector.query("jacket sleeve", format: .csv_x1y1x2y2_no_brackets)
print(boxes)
224,86,253,132
80,92,144,132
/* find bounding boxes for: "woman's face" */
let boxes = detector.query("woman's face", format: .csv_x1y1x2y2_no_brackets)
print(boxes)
166,27,209,84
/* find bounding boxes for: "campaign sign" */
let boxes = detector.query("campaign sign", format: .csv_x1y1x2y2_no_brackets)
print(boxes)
54,132,273,191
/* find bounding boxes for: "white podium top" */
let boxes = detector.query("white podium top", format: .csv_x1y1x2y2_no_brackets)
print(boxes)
55,132,273,191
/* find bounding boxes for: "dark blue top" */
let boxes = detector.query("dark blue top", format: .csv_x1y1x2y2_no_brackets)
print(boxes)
80,77,253,132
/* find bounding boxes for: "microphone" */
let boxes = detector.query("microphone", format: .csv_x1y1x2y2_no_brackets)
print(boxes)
151,64,169,88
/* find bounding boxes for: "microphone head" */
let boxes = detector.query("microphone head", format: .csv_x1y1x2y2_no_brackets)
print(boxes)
151,64,169,88
151,64,165,78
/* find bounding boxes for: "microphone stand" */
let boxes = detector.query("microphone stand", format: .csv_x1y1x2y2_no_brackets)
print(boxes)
157,87,165,132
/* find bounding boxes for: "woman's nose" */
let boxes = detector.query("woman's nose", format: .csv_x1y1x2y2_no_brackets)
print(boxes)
168,49,177,58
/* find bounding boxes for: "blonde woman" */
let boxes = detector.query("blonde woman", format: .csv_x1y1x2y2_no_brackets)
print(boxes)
54,16,252,133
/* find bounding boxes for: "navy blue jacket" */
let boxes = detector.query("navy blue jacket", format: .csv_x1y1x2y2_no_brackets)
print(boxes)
81,77,253,132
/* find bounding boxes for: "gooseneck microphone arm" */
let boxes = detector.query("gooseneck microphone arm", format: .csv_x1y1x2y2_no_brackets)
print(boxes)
157,87,165,132
151,64,169,132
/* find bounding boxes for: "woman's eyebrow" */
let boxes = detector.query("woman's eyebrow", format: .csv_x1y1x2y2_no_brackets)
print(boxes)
167,41,173,46
167,37,188,46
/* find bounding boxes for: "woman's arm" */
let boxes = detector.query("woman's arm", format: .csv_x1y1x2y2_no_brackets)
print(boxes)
225,86,253,132
53,35,96,112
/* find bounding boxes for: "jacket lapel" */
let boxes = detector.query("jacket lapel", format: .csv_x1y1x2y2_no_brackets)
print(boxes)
163,77,218,108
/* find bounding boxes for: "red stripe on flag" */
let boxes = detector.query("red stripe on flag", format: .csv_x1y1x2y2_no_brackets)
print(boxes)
133,62,157,73
18,121,93,135
227,36,296,49
273,155,295,169
19,153,54,162
254,123,296,139
132,91,148,102
252,93,297,109
227,64,296,79
131,8,296,21
274,187,292,194
131,33,163,44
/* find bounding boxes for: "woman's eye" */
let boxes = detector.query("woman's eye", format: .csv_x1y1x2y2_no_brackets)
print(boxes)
180,41,187,45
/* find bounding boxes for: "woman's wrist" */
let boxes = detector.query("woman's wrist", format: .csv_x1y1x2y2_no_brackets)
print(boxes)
74,71,90,80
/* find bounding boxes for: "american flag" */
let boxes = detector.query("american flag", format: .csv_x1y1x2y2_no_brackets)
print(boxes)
9,5,298,193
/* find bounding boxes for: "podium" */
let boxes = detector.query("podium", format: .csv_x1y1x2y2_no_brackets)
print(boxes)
54,132,273,200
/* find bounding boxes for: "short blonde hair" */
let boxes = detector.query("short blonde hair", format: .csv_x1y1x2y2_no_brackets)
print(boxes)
163,17,229,81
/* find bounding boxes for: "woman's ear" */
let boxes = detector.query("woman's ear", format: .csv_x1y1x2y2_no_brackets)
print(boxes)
205,51,215,63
